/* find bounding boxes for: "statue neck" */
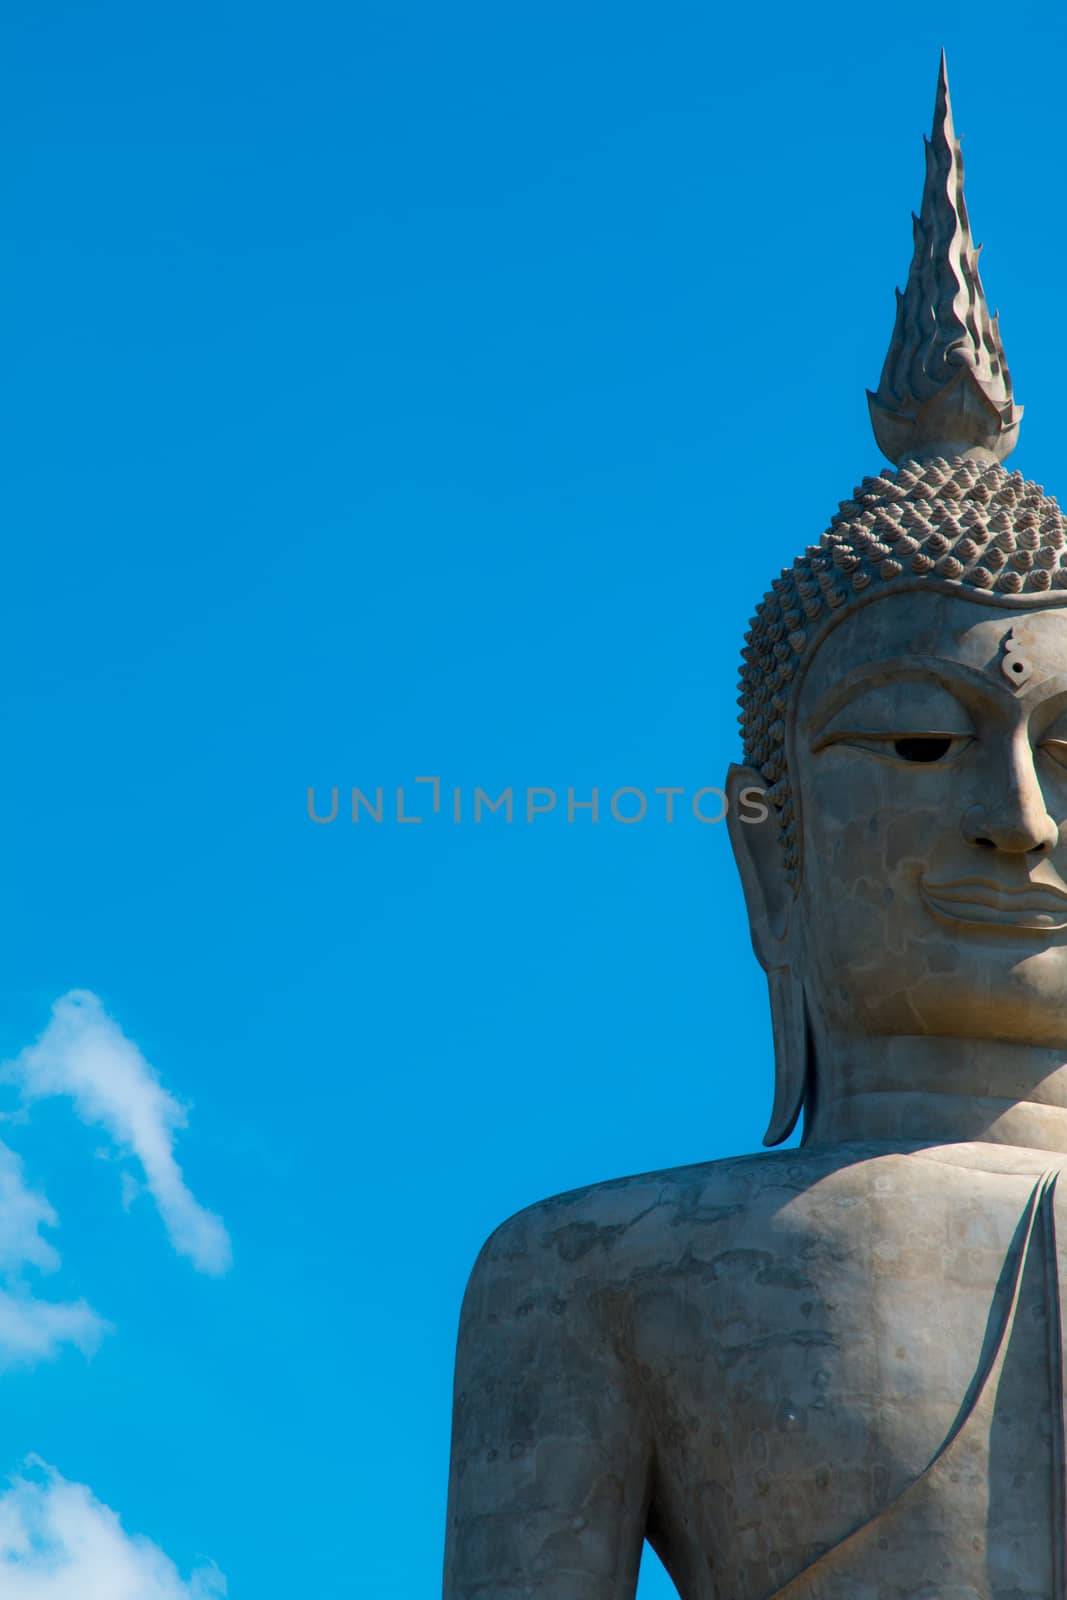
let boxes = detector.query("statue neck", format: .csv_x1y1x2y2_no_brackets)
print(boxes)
804,1033,1067,1155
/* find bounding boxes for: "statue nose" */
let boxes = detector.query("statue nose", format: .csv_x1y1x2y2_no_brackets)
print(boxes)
962,799,1059,856
961,731,1061,855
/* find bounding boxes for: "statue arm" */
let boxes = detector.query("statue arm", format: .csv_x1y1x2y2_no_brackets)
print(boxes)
442,1206,653,1600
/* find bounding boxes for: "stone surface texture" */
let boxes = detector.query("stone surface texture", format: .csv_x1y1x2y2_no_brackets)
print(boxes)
867,51,1020,466
442,56,1067,1600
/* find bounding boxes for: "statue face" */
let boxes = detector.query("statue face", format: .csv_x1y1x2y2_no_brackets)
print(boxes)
792,591,1067,1049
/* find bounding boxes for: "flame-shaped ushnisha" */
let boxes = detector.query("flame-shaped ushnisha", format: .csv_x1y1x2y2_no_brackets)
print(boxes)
867,51,1021,465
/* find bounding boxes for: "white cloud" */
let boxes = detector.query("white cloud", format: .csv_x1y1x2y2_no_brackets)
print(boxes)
7,992,231,1277
0,1142,61,1276
0,1142,108,1368
0,1289,105,1368
0,1459,226,1599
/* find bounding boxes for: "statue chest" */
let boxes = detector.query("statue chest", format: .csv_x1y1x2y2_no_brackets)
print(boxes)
630,1159,1067,1598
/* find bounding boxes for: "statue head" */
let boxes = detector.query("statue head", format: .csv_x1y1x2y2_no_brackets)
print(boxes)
727,57,1067,1146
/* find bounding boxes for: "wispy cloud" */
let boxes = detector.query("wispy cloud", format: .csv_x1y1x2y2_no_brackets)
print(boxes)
0,1286,105,1368
0,1459,226,1598
0,1141,62,1276
7,992,232,1277
0,1142,107,1367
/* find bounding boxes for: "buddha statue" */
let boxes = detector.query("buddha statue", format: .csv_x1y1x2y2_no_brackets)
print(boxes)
442,54,1067,1599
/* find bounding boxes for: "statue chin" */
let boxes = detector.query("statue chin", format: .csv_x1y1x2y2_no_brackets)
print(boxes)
802,910,1067,1050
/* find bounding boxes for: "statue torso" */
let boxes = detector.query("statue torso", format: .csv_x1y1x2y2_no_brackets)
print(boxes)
559,1141,1067,1599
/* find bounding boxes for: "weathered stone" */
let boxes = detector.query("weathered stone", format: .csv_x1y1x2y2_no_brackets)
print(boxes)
443,54,1067,1600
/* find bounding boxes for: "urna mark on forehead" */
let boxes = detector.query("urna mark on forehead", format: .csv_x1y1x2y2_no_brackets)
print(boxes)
796,587,1067,729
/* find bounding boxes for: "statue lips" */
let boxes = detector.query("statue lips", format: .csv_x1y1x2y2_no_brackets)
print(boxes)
921,875,1067,930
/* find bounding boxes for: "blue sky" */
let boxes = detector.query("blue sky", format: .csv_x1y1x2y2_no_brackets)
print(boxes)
2,1,1067,1595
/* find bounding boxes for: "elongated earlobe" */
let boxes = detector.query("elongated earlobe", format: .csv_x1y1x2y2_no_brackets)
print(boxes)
726,763,811,1145
763,966,810,1146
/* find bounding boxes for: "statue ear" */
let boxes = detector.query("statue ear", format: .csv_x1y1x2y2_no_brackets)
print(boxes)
725,763,792,957
725,764,810,1147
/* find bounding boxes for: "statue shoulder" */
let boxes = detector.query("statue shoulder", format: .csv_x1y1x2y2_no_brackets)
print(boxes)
461,1145,836,1311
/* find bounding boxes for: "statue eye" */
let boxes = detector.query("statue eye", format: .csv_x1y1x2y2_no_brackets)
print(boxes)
892,736,956,762
816,730,973,761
